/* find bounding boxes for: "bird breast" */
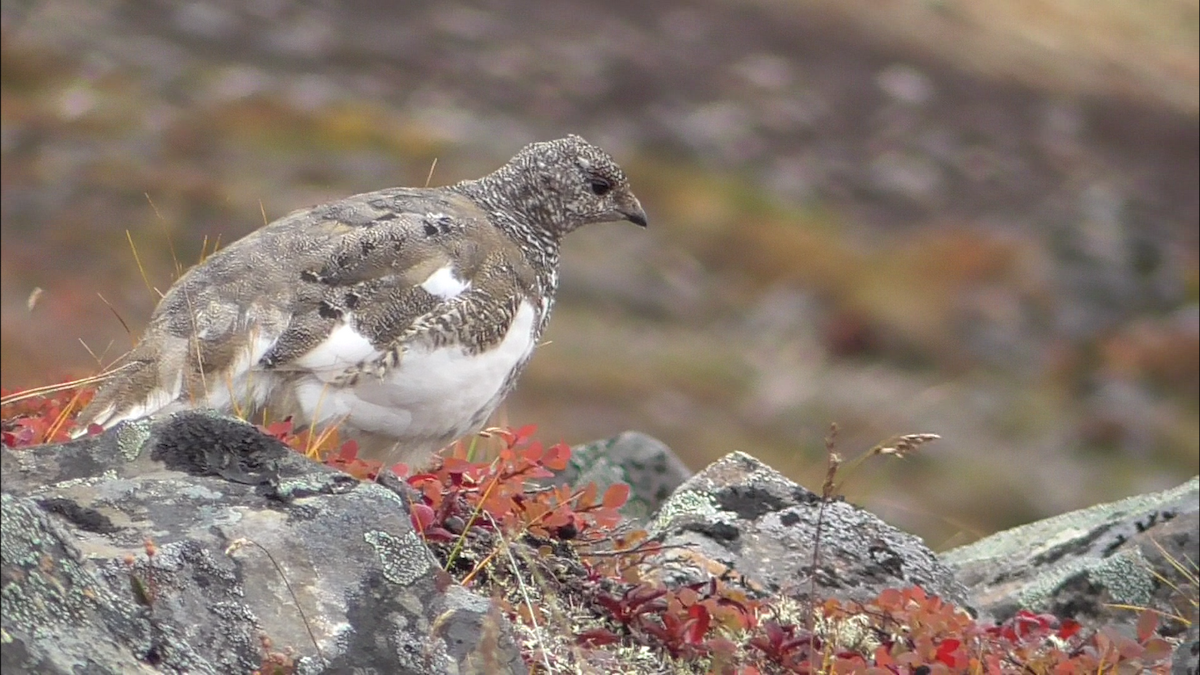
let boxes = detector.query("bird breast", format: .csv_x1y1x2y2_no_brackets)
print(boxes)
288,301,538,442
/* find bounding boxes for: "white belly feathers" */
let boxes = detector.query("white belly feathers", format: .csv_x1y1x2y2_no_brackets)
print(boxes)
291,300,537,442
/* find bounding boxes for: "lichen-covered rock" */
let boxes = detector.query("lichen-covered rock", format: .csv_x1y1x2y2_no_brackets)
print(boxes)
0,411,526,675
943,475,1199,638
645,451,971,608
551,431,692,525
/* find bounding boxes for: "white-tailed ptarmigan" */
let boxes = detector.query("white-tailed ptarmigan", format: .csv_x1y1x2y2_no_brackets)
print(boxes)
75,135,647,468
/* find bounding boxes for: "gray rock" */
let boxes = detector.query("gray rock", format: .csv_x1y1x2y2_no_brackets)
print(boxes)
1,411,526,675
646,451,970,608
1175,622,1199,675
943,476,1198,638
553,431,692,525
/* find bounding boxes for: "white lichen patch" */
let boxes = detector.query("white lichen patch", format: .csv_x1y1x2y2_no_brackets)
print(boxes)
114,417,154,461
649,490,725,533
1018,547,1156,611
358,481,410,511
364,530,432,585
35,469,121,493
813,609,882,655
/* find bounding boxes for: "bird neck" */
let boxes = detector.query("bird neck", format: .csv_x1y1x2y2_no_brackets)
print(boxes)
450,166,564,305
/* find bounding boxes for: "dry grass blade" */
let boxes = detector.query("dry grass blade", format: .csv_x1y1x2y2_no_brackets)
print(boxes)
446,458,506,571
838,431,941,489
145,192,182,280
43,386,87,442
0,363,138,407
95,292,135,346
1104,603,1191,626
125,229,161,298
424,157,438,188
458,546,502,588
77,337,114,368
304,414,349,459
1150,536,1199,590
180,286,207,405
225,537,325,665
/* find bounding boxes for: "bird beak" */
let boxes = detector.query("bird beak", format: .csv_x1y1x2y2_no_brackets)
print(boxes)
618,196,648,228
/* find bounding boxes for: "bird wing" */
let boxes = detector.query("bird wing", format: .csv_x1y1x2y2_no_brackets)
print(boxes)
75,187,534,431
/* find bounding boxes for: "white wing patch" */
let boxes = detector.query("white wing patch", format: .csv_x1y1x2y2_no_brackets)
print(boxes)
420,265,470,300
293,321,381,381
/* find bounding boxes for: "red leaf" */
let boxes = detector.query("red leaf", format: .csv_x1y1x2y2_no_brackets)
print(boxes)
1141,637,1174,662
1056,618,1082,640
576,628,620,647
410,502,436,531
578,483,598,508
510,424,537,446
1135,610,1158,643
876,588,903,609
521,442,544,464
336,440,359,461
542,442,571,471
935,638,962,666
602,483,631,510
685,603,711,643
261,419,293,440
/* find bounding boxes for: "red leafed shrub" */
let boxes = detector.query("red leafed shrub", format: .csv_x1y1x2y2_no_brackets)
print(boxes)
1,386,95,447
397,425,628,544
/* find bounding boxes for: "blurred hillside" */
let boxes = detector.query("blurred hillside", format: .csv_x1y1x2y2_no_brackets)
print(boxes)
2,0,1196,546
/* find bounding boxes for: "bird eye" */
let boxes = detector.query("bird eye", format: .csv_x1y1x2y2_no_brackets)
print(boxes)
588,177,611,196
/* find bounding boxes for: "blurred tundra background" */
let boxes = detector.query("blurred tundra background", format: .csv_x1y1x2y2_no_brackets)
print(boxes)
2,0,1196,546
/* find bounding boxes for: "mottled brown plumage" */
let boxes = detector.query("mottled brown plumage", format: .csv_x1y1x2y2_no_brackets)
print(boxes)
76,136,647,468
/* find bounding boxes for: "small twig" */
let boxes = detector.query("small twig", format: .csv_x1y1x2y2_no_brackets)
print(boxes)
807,422,840,633
482,511,554,675
226,537,325,664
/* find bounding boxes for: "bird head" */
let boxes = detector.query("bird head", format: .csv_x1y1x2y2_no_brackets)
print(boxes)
515,135,648,235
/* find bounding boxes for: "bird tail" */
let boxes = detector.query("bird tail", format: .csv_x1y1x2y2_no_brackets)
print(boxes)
71,346,185,437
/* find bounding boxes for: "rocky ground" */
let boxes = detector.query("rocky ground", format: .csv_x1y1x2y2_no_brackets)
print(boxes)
3,415,1196,673
1,0,1197,544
